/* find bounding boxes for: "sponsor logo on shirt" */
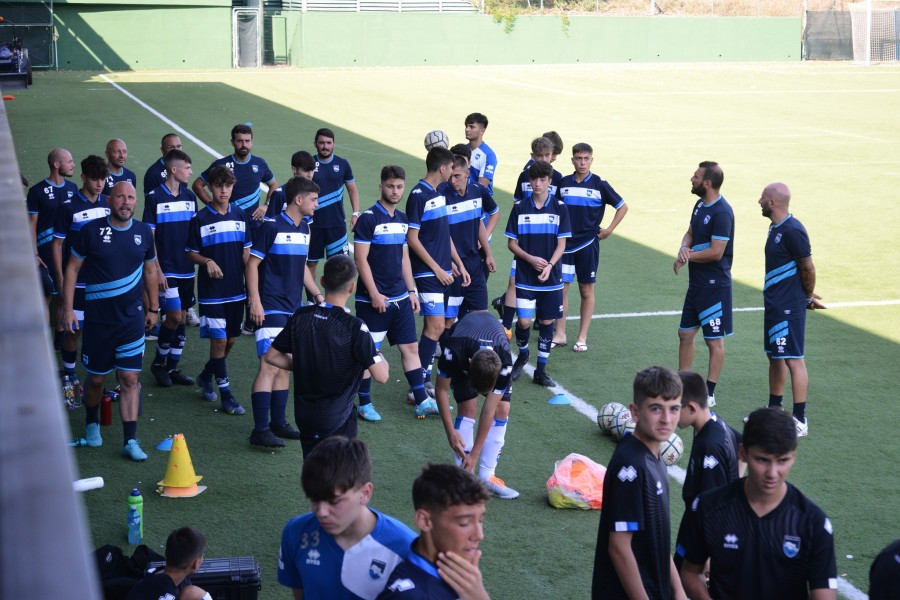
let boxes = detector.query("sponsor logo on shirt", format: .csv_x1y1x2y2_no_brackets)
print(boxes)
723,534,739,550
656,480,663,495
387,579,415,592
617,466,637,482
783,535,801,558
306,548,321,565
703,455,719,469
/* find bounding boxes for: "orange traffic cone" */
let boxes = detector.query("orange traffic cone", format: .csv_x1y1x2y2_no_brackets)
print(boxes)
157,434,206,498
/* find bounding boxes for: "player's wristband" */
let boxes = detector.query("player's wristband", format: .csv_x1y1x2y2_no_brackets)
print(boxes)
204,259,212,265
806,296,814,306
409,290,417,294
149,308,160,314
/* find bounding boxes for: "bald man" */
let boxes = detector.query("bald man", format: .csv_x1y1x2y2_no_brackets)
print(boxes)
759,182,824,437
103,138,137,195
674,161,734,408
62,182,158,461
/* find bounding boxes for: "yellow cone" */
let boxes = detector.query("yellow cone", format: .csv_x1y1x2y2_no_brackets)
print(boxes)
157,433,206,498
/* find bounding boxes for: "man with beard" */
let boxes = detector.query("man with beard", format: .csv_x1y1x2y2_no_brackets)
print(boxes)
352,165,429,422
61,182,158,461
192,123,278,221
102,138,137,195
757,182,824,436
307,128,360,299
673,161,734,408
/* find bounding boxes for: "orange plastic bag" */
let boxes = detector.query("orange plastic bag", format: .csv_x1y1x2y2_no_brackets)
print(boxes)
546,453,606,510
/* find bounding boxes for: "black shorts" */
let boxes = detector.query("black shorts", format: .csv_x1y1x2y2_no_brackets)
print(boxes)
299,410,358,458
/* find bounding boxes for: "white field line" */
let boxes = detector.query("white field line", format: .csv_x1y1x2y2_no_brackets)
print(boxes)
567,299,900,321
99,74,269,196
103,70,868,600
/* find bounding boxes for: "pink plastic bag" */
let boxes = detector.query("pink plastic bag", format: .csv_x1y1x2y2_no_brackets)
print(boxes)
546,453,607,510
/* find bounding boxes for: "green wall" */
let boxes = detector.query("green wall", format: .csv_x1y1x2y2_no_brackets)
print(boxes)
284,14,800,67
49,1,232,70
28,1,799,71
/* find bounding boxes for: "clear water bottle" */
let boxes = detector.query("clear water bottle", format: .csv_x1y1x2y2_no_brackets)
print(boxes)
63,375,76,411
70,438,88,447
127,506,142,544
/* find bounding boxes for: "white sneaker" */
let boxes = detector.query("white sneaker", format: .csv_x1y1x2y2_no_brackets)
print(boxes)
483,475,519,499
185,307,200,326
793,416,809,437
707,395,716,407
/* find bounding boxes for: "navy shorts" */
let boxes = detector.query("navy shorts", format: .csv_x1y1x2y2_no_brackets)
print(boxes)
764,315,806,359
356,297,418,349
446,254,488,318
255,312,290,357
679,286,733,339
81,319,145,375
199,300,244,339
515,287,563,321
308,226,349,263
163,276,196,312
562,238,600,284
39,263,56,297
451,375,513,405
415,275,449,318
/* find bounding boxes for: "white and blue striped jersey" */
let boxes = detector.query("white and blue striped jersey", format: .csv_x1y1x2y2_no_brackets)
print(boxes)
54,191,110,278
513,159,562,201
505,196,571,291
469,141,497,195
406,180,452,279
353,202,410,303
70,217,156,325
143,184,197,279
440,181,497,259
558,172,624,253
311,154,355,229
250,211,311,314
186,204,251,304
764,214,812,320
279,508,415,600
199,154,274,213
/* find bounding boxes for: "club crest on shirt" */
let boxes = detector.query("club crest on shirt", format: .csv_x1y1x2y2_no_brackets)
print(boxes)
703,215,711,225
252,165,259,173
333,165,340,173
134,235,142,245
775,233,782,244
783,535,801,558
369,559,387,580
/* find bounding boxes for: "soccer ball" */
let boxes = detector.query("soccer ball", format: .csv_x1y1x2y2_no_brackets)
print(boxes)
424,130,449,151
660,432,685,466
597,402,627,434
610,408,634,441
621,420,636,439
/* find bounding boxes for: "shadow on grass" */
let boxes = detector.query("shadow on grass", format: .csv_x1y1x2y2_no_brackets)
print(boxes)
16,78,894,598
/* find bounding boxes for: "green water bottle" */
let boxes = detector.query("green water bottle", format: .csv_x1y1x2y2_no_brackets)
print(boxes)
127,488,144,539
